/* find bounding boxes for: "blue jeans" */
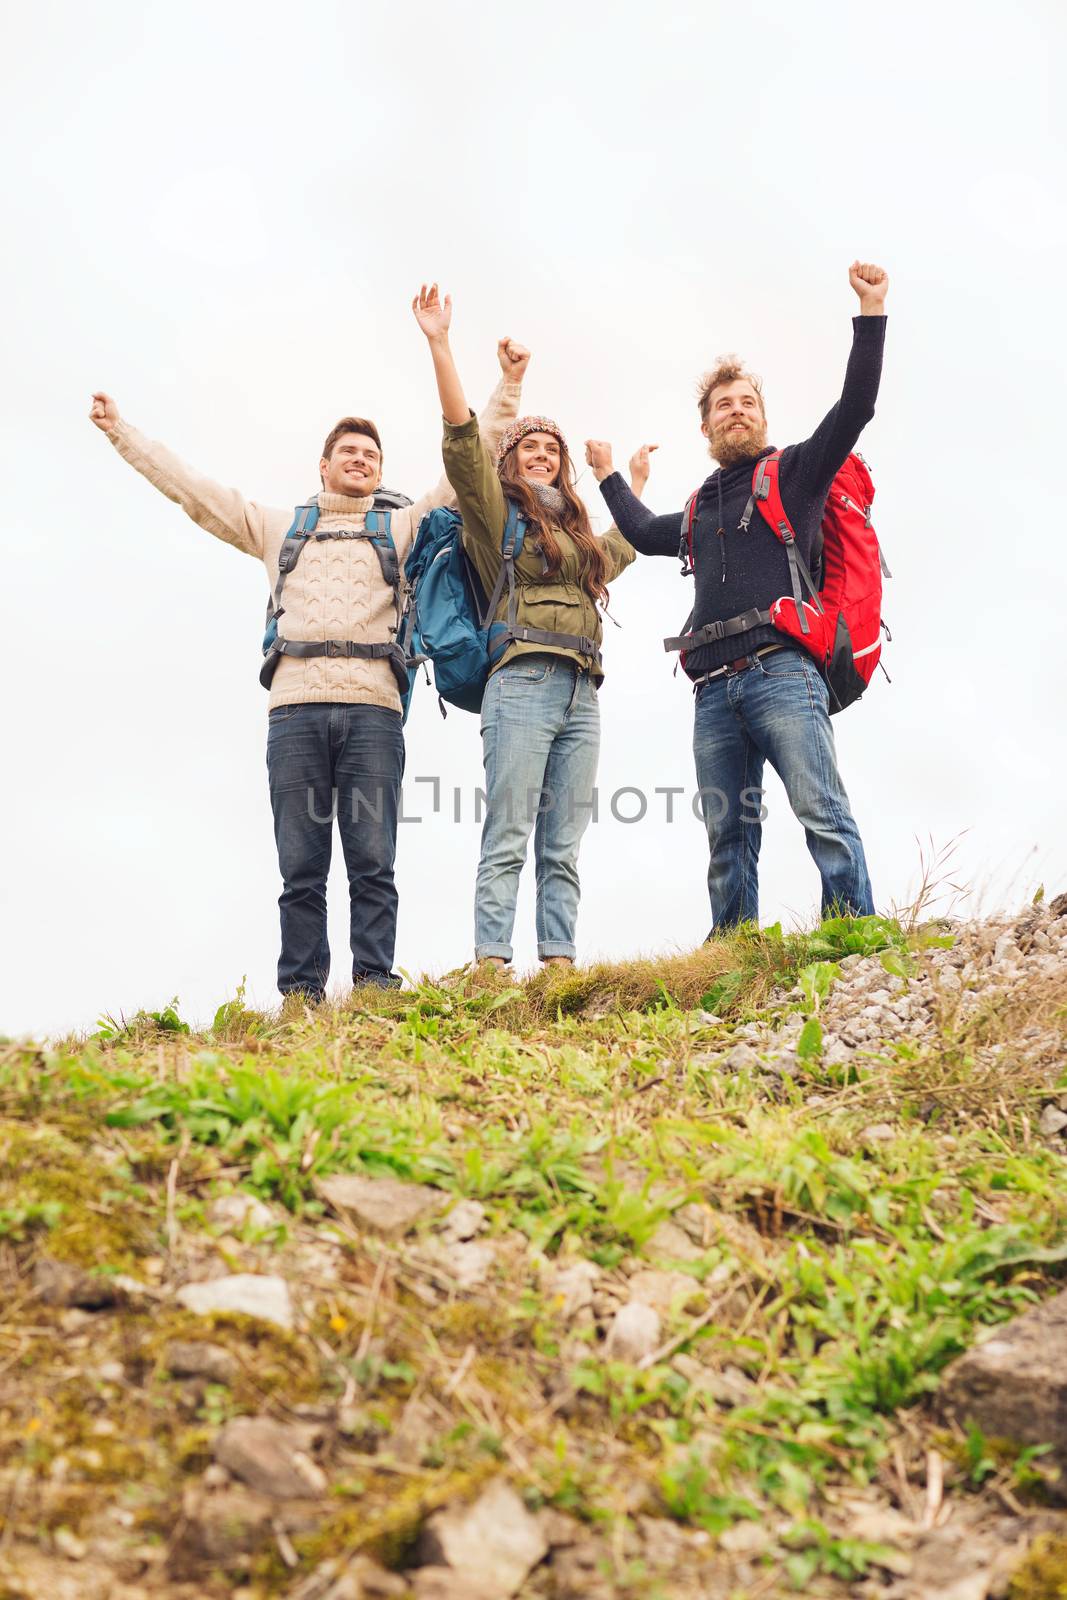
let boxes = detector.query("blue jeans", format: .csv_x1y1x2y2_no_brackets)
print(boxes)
476,657,600,962
266,703,405,998
692,647,874,929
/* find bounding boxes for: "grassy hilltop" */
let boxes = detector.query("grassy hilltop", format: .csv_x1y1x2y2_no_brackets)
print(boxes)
2,906,1067,1598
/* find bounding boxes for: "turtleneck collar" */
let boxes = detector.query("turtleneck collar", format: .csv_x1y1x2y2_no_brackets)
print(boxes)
317,490,376,516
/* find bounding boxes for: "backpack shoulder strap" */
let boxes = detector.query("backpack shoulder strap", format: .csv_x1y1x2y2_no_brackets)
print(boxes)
480,499,526,629
271,500,320,607
746,451,822,634
679,490,699,575
363,509,399,590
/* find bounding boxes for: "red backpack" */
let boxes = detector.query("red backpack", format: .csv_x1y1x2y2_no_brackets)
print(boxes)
666,451,891,713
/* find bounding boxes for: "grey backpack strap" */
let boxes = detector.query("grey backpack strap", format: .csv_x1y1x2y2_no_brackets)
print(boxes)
481,499,524,629
260,500,320,687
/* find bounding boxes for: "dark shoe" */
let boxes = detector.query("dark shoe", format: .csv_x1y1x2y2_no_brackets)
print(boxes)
352,970,402,990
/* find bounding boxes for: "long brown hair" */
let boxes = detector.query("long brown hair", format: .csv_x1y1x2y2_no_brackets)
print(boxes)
498,442,609,605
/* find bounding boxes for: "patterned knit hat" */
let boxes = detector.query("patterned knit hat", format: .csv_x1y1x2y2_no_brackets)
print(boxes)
496,414,569,464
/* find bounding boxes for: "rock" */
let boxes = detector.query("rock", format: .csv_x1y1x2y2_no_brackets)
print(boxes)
672,1355,754,1407
723,1042,760,1071
1049,891,1067,920
53,1526,88,1560
1039,1104,1067,1137
415,1477,548,1599
34,1258,123,1310
719,1519,771,1555
388,1397,438,1466
168,1484,285,1576
941,1288,1067,1467
436,1199,487,1243
645,1219,705,1263
862,1122,897,1143
318,1173,444,1238
164,1339,239,1385
993,933,1020,965
214,1416,328,1499
604,1301,661,1364
209,1192,277,1232
425,1238,496,1289
627,1269,699,1315
545,1259,600,1320
536,1508,583,1549
176,1273,293,1330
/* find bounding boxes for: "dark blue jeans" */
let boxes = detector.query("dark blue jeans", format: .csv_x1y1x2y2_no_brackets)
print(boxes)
692,647,874,929
266,703,405,999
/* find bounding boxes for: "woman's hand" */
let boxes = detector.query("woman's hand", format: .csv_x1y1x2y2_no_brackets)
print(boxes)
497,338,530,382
412,282,453,341
628,443,658,497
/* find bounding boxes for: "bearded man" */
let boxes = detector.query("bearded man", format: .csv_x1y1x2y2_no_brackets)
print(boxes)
585,261,887,932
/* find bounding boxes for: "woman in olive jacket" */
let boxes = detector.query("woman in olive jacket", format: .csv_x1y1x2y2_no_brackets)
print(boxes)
413,284,642,970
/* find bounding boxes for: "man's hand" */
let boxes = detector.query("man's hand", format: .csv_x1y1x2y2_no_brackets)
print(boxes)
497,338,530,382
584,440,615,482
412,282,452,341
89,391,120,434
628,443,658,497
849,261,889,314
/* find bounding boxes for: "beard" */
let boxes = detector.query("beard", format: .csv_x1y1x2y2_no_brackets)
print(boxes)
708,416,768,470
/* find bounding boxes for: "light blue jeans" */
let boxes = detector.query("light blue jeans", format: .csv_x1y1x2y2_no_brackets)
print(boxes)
476,656,600,961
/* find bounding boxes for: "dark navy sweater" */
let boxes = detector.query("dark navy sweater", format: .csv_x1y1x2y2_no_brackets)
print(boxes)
600,316,886,675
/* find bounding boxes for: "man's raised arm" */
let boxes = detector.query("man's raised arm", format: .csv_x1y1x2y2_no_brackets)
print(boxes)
89,392,268,559
586,439,679,558
788,262,888,495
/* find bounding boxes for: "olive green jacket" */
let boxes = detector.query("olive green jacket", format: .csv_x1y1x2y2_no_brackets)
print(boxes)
442,414,635,682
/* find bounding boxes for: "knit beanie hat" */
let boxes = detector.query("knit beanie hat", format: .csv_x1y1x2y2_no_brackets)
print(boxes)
496,415,568,464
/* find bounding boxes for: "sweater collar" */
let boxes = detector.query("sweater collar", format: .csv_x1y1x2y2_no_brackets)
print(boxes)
317,490,376,517
705,444,776,487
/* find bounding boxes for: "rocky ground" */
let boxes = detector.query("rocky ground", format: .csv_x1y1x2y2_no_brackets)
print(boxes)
2,902,1067,1598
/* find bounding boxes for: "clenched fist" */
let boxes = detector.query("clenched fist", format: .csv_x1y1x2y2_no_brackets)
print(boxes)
89,391,120,434
849,261,889,313
497,338,530,382
584,439,614,482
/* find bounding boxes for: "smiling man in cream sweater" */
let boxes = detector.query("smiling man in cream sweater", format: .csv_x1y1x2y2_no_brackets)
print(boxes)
90,338,527,1001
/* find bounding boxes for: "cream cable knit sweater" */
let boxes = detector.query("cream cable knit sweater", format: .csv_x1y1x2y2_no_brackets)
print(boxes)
109,378,522,712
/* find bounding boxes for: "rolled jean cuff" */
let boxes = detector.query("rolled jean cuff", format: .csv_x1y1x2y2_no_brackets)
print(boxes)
475,943,513,962
538,941,576,960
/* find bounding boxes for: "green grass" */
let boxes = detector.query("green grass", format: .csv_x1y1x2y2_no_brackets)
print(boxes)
2,911,1065,1595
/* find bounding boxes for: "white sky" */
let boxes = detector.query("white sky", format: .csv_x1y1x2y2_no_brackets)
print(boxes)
3,0,1064,1036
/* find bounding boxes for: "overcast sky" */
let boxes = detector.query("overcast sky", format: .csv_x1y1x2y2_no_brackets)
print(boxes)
3,0,1064,1037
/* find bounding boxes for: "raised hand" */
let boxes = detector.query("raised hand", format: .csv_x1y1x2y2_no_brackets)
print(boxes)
497,337,530,382
412,283,453,341
628,443,659,496
584,439,615,482
849,261,889,313
89,391,120,434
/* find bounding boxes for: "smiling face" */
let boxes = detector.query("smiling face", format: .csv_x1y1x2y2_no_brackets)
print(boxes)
320,431,382,497
514,431,562,487
701,378,769,468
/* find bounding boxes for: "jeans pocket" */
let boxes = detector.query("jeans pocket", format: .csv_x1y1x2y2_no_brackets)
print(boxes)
268,704,304,722
759,651,808,679
501,657,552,684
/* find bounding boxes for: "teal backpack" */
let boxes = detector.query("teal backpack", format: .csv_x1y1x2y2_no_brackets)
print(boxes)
404,501,601,715
261,490,415,715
